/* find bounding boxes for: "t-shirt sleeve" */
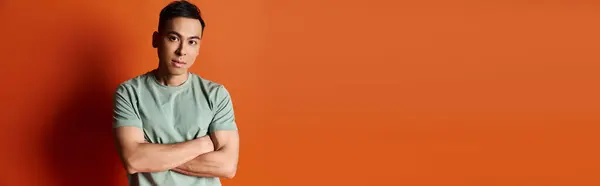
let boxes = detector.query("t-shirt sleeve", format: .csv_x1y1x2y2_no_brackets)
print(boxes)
208,85,238,133
113,84,142,128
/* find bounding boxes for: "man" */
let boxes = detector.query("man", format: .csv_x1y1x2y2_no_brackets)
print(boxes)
112,1,239,185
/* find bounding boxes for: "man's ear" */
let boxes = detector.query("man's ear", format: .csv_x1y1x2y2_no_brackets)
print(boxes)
152,31,159,48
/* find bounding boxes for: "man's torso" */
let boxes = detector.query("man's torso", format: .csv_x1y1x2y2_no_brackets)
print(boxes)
115,71,223,186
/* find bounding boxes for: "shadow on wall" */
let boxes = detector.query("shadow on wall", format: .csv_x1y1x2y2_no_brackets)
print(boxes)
44,23,125,186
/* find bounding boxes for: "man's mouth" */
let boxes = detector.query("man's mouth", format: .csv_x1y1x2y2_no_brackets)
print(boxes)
171,60,186,68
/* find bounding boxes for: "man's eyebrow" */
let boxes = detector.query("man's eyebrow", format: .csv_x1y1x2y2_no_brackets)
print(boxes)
166,31,182,37
166,31,200,40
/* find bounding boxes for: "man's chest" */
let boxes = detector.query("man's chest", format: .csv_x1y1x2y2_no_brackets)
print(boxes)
136,91,214,143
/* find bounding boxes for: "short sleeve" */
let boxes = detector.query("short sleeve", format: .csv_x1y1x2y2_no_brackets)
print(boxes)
112,84,142,128
208,85,238,133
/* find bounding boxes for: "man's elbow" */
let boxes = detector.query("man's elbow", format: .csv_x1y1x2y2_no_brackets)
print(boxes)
121,154,141,174
125,159,148,174
220,163,237,179
223,166,237,179
124,160,140,174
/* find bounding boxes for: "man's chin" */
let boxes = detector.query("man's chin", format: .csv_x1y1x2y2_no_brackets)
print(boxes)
167,67,188,75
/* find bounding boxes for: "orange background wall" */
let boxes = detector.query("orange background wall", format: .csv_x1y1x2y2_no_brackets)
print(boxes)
1,0,599,185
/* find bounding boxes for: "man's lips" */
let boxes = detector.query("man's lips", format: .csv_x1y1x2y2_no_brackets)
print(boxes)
171,60,186,68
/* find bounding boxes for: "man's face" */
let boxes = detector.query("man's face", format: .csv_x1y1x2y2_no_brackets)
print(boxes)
154,17,203,75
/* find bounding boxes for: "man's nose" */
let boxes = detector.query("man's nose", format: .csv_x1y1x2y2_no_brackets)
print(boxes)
175,43,187,56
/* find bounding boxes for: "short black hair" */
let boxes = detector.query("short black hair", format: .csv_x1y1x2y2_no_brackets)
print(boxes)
158,0,206,34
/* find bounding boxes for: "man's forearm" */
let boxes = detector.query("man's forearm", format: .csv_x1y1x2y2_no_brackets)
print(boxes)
124,139,206,174
172,150,237,178
172,167,214,177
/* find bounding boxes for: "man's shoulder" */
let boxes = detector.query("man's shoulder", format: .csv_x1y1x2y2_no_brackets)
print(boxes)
189,73,226,92
189,73,234,102
115,71,153,93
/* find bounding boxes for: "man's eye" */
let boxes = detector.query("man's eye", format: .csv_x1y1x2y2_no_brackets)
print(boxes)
189,40,198,45
168,36,179,41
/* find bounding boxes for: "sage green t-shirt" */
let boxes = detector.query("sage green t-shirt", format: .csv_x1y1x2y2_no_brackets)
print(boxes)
112,71,238,186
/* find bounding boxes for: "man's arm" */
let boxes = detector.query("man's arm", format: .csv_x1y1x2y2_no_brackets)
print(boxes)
172,130,239,178
114,126,215,174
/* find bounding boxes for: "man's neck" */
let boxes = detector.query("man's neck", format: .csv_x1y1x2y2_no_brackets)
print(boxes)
154,68,189,87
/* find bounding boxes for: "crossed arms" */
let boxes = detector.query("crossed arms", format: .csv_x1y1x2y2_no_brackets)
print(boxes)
114,127,239,178
112,84,239,178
